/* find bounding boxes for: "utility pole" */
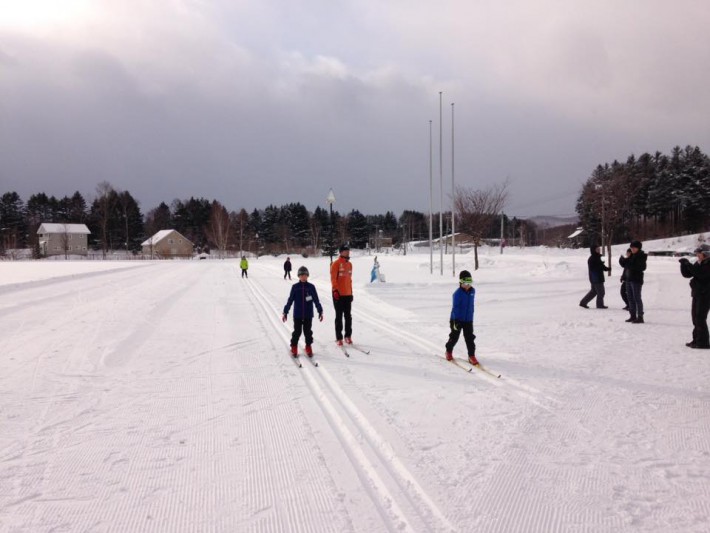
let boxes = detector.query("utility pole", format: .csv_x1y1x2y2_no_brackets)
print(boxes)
429,120,433,274
439,91,443,276
451,102,456,277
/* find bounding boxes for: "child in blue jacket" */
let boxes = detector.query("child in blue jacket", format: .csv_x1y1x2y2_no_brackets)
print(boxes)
282,266,323,357
445,270,478,365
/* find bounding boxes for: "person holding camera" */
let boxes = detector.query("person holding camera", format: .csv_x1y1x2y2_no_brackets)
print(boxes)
679,244,710,349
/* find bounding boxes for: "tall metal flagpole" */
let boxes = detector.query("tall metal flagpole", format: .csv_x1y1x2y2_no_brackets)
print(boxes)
429,120,433,274
439,91,443,276
451,102,455,277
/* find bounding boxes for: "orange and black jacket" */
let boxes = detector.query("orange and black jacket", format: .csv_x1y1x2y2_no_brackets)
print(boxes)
330,257,353,296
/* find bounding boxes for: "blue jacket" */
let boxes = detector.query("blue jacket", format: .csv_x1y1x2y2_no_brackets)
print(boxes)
450,286,475,323
283,281,323,319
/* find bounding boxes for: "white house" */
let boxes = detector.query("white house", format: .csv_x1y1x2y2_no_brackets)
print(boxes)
141,229,194,258
37,223,91,257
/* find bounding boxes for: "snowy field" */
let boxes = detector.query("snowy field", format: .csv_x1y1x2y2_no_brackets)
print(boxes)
1,236,709,532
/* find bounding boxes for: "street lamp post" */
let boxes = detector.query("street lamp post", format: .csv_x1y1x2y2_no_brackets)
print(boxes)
327,188,336,264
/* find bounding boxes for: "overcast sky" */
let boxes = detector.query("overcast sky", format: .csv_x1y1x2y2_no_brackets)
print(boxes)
1,0,709,218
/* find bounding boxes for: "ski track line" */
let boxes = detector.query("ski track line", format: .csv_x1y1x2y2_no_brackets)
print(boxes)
259,262,563,416
352,283,571,413
244,278,415,532
245,276,456,532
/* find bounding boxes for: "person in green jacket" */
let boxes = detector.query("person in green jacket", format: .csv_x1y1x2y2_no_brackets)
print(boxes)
240,256,249,278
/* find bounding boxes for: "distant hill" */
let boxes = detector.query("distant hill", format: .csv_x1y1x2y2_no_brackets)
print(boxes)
524,215,579,228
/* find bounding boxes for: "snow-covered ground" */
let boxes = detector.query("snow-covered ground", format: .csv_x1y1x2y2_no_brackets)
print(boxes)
1,235,709,532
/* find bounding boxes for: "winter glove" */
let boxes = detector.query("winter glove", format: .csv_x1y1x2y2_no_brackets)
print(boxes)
282,314,287,322
318,313,323,322
332,289,340,301
451,320,460,331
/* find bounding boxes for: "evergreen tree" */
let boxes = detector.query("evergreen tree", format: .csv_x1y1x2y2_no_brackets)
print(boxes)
347,209,368,248
145,202,172,237
0,192,27,250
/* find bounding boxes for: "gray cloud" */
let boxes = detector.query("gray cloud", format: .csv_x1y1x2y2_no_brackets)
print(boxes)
1,0,709,217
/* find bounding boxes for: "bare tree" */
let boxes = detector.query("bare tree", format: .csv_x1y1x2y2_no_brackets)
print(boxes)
60,224,70,259
230,208,250,256
455,181,509,270
206,201,230,258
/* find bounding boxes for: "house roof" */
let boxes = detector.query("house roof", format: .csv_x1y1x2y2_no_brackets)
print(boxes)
141,229,192,246
37,223,91,234
567,227,585,239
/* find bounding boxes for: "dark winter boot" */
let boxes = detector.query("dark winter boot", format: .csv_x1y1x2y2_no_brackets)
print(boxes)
305,345,313,357
633,314,644,324
445,352,453,361
290,345,298,356
468,355,479,366
625,314,636,323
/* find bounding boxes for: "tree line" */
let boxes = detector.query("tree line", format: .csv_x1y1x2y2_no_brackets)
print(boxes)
576,145,710,252
0,181,437,257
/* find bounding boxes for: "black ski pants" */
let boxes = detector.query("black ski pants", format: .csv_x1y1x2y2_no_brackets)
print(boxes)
691,294,710,348
291,318,314,347
620,281,629,307
445,320,476,356
333,295,353,340
580,282,606,308
241,269,248,278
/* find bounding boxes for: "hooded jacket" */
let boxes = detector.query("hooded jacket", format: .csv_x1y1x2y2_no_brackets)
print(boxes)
588,247,610,284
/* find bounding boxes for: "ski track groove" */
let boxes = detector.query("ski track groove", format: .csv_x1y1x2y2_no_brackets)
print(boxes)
241,274,352,533
245,273,456,532
2,266,178,529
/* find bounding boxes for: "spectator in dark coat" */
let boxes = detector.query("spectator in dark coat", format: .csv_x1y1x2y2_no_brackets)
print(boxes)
284,257,292,280
580,245,611,309
619,240,647,323
679,244,710,349
619,248,632,309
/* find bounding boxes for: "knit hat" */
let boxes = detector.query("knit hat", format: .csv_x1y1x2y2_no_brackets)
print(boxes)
630,240,642,249
694,244,710,255
459,270,473,284
339,244,350,253
297,266,309,276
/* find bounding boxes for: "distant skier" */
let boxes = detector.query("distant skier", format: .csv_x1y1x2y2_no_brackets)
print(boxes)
679,244,710,349
284,257,292,280
331,244,353,345
370,256,379,283
282,266,323,357
445,270,478,366
619,240,647,323
240,256,249,278
579,244,610,309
